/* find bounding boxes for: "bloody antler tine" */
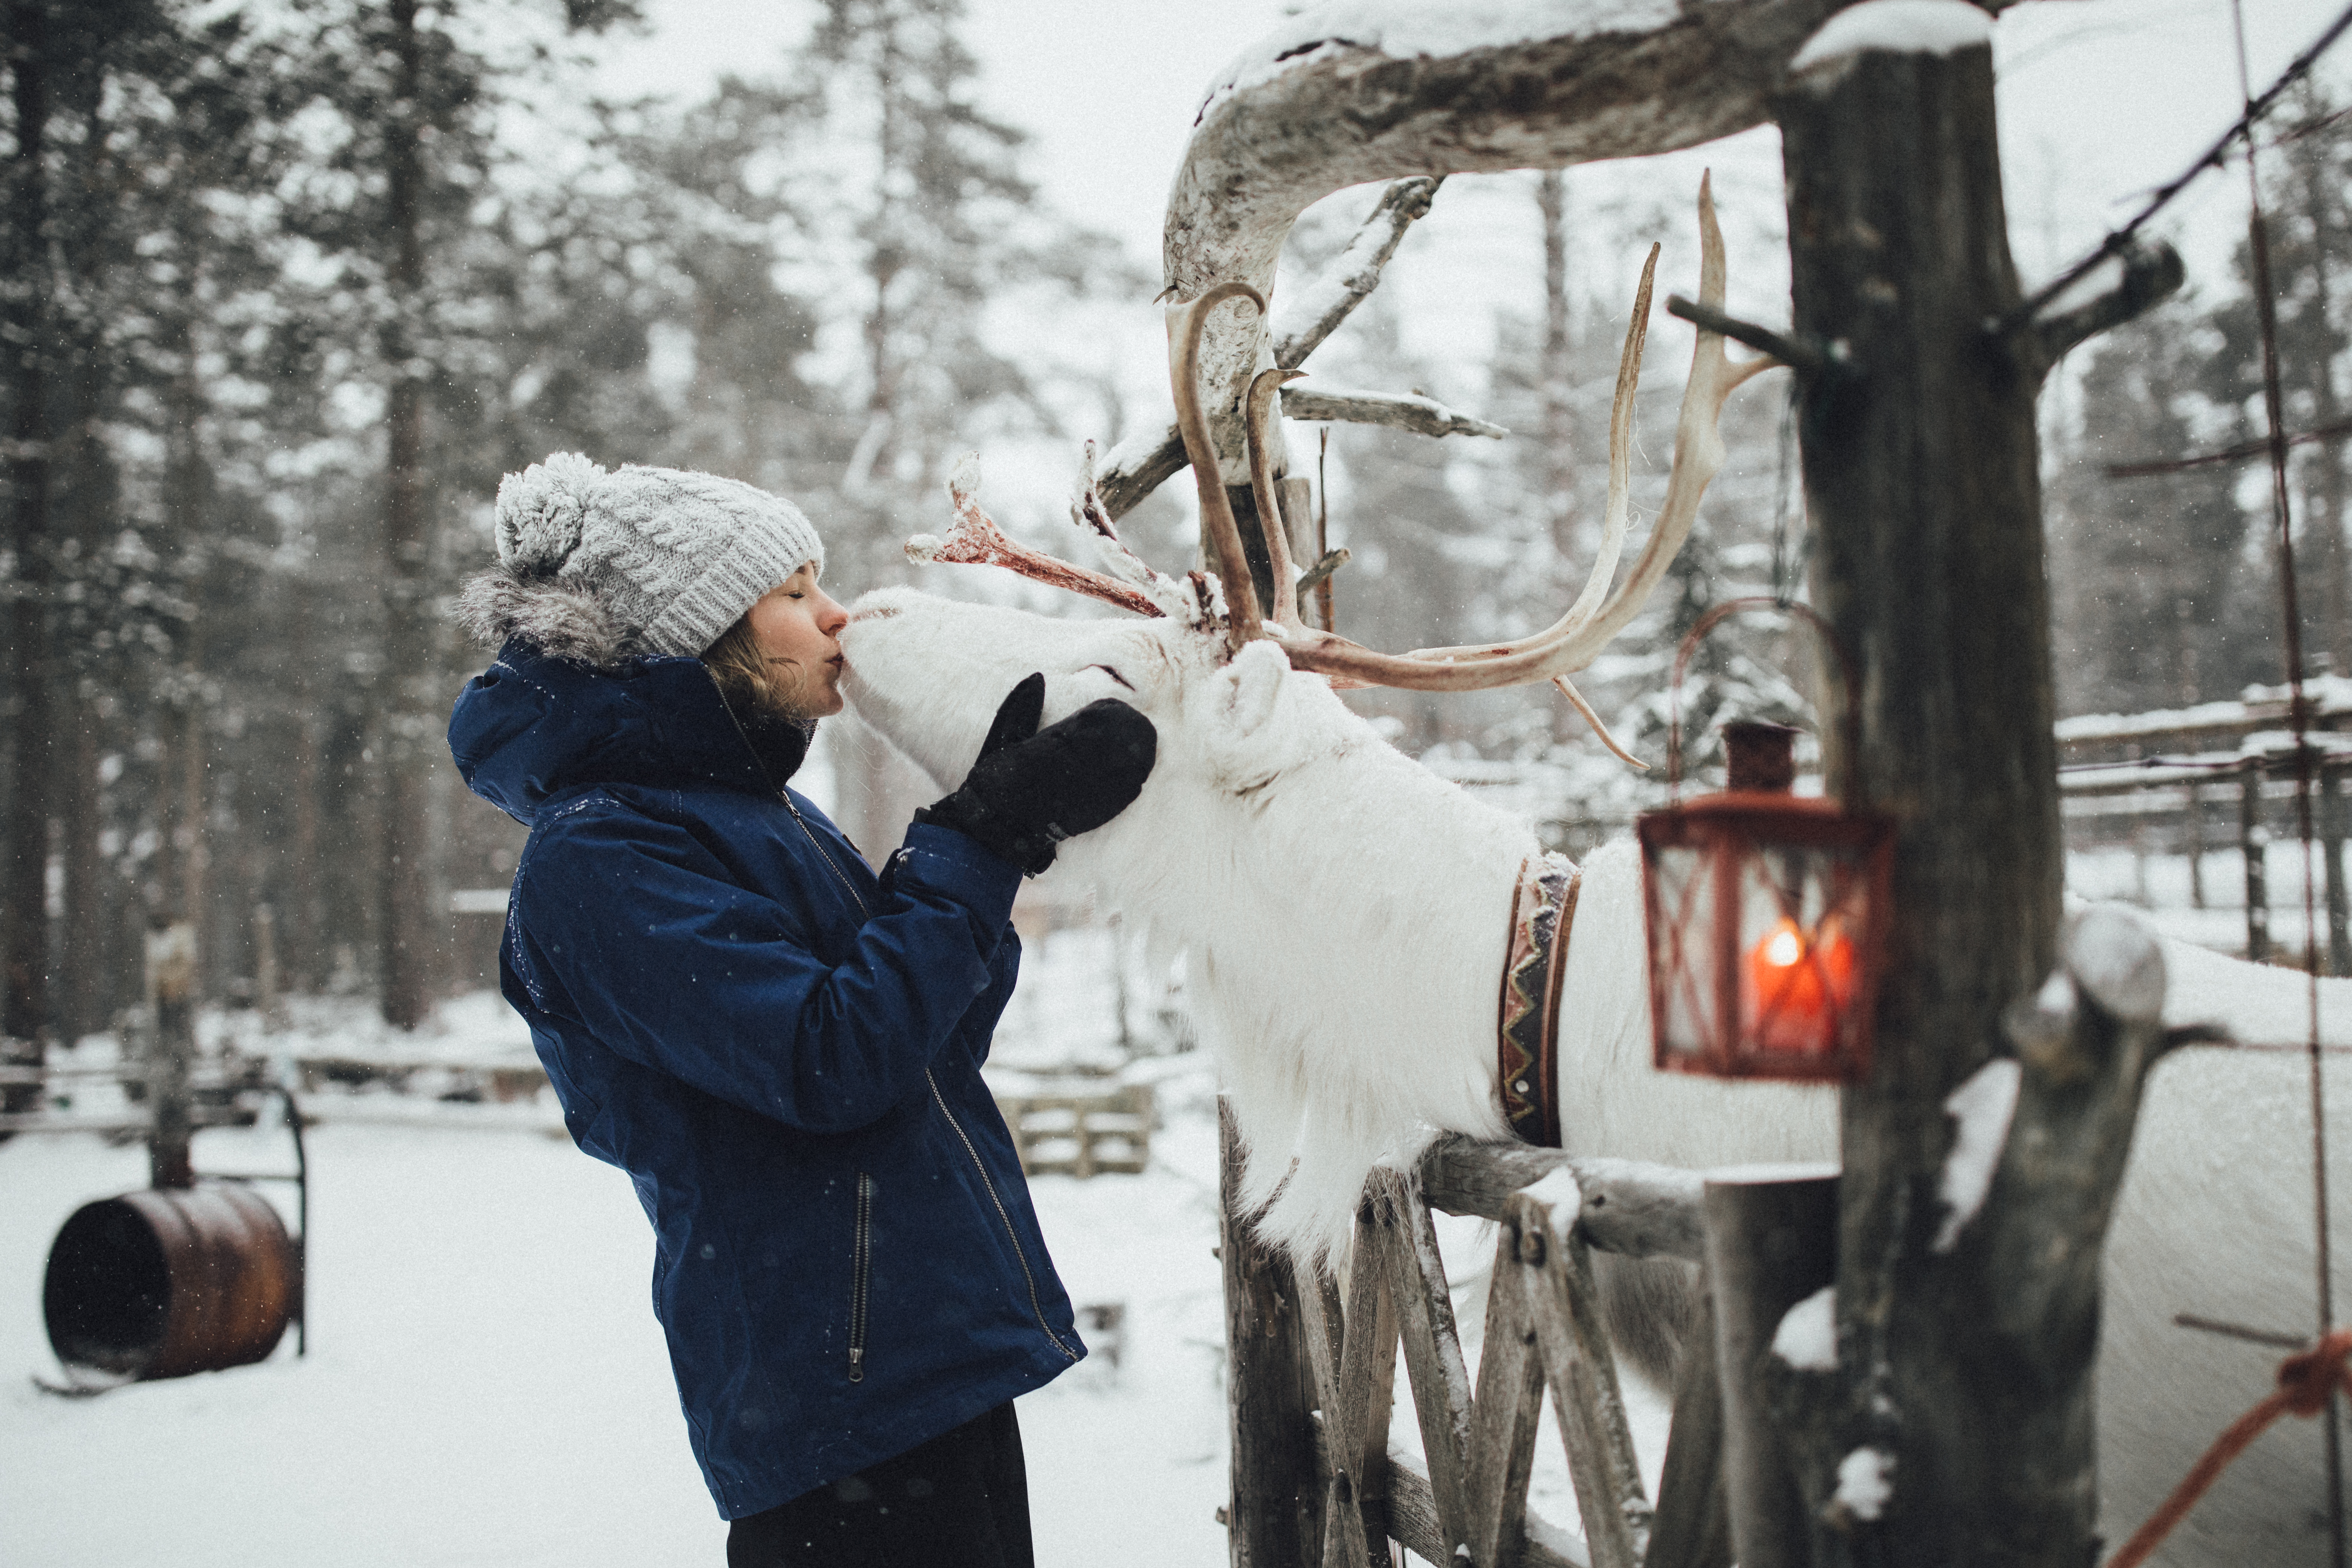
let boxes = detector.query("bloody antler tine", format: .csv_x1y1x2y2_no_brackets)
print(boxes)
909,459,1166,619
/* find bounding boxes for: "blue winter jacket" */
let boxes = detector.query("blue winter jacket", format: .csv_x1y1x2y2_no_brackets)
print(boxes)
447,642,1083,1519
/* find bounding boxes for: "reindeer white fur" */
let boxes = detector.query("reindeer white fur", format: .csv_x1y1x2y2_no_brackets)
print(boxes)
845,588,2352,1564
844,592,1840,1259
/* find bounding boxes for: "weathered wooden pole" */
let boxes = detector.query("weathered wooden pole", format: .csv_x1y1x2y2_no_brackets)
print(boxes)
2246,758,2274,963
1702,1172,1839,1568
1218,1095,1323,1567
1772,7,2176,1560
145,921,198,1190
2322,761,2349,976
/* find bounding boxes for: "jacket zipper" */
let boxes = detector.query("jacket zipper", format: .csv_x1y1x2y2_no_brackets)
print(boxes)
784,795,872,919
711,677,1067,1364
707,673,874,918
926,1069,1079,1363
849,1172,873,1382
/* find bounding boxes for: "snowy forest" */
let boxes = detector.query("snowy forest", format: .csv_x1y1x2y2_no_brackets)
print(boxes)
0,0,2339,1050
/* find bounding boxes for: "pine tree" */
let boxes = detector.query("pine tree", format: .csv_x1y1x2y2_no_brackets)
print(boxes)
278,0,635,1027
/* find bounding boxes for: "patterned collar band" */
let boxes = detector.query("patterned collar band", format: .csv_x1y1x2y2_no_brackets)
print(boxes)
1498,853,1583,1149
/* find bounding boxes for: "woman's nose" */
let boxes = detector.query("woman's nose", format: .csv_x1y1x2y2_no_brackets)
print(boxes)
818,593,849,635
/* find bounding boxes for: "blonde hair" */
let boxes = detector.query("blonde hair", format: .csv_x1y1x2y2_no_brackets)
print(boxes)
702,612,820,722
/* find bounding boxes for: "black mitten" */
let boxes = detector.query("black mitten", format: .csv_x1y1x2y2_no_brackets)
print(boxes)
916,673,1157,874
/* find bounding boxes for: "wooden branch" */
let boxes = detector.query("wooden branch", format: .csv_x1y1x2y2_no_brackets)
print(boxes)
1384,1169,1478,1544
1512,1193,1655,1568
1385,1449,1584,1568
1417,1133,1707,1262
1091,380,1498,523
1663,295,1824,378
1094,422,1189,523
2107,411,2352,479
1979,907,2181,1370
1296,547,1349,603
1464,1227,1549,1568
1325,1183,1401,1566
2016,238,2185,379
1279,385,1508,440
1166,0,1867,451
1271,176,1444,369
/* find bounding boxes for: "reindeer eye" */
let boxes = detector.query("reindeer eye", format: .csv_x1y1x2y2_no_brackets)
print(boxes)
1086,664,1135,691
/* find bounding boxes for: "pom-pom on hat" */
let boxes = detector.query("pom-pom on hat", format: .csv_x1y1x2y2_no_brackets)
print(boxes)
458,453,824,668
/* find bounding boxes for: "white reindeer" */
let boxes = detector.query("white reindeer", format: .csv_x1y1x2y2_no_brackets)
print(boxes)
842,2,2349,1555
844,499,2352,1567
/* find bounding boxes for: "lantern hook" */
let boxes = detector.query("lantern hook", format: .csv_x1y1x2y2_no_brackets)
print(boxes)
1666,596,1863,804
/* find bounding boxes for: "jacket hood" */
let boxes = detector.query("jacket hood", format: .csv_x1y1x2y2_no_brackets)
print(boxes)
456,567,651,671
449,640,783,825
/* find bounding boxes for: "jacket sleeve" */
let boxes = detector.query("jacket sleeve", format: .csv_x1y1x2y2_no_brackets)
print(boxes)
508,803,1022,1133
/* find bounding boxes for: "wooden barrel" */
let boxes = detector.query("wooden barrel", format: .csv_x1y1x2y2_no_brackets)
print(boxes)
43,1184,299,1379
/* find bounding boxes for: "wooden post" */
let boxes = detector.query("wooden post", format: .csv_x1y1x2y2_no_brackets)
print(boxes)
2186,781,2207,910
1775,18,2164,1561
254,903,283,1031
1277,475,1319,630
2243,757,2273,963
1218,1095,1322,1567
1646,1271,1735,1568
2322,761,2350,976
1700,1172,1838,1568
146,921,198,1190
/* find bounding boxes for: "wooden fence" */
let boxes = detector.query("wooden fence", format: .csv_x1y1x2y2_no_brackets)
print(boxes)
2061,743,2352,970
1221,1102,1729,1568
995,1084,1153,1178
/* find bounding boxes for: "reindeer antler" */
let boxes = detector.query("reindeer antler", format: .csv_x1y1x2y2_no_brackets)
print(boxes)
908,454,1179,620
1271,173,1781,696
1168,282,1276,652
909,175,1774,762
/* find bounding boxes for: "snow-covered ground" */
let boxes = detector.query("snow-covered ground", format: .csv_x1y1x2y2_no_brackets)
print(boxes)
1,1049,1237,1567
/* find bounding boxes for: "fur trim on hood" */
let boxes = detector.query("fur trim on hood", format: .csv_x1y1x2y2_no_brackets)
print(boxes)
456,567,653,670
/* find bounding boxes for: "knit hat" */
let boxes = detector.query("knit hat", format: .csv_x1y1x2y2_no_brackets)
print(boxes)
455,453,824,668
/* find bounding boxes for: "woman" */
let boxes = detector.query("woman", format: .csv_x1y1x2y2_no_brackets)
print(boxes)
446,453,1155,1567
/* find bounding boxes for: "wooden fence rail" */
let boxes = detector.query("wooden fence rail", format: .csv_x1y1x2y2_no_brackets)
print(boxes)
996,1085,1153,1178
2059,745,2352,969
1221,1104,1723,1568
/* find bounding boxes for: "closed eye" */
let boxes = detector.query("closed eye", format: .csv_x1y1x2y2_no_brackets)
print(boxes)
1086,664,1135,691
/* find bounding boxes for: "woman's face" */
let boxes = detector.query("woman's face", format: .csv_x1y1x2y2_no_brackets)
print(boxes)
746,563,849,716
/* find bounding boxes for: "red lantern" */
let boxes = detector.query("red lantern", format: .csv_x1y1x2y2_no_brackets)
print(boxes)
1638,601,1894,1083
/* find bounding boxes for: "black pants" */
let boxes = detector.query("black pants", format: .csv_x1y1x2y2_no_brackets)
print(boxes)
726,1402,1034,1568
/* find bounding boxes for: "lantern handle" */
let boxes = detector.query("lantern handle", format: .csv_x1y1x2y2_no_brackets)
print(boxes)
1667,596,1861,804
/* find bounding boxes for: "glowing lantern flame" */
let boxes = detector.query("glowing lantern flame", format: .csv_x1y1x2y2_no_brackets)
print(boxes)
1742,915,1857,1054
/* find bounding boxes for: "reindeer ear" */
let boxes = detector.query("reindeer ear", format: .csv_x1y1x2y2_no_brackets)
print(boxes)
1219,640,1290,739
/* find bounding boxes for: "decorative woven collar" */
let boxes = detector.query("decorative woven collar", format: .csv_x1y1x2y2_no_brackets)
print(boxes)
1498,853,1583,1149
